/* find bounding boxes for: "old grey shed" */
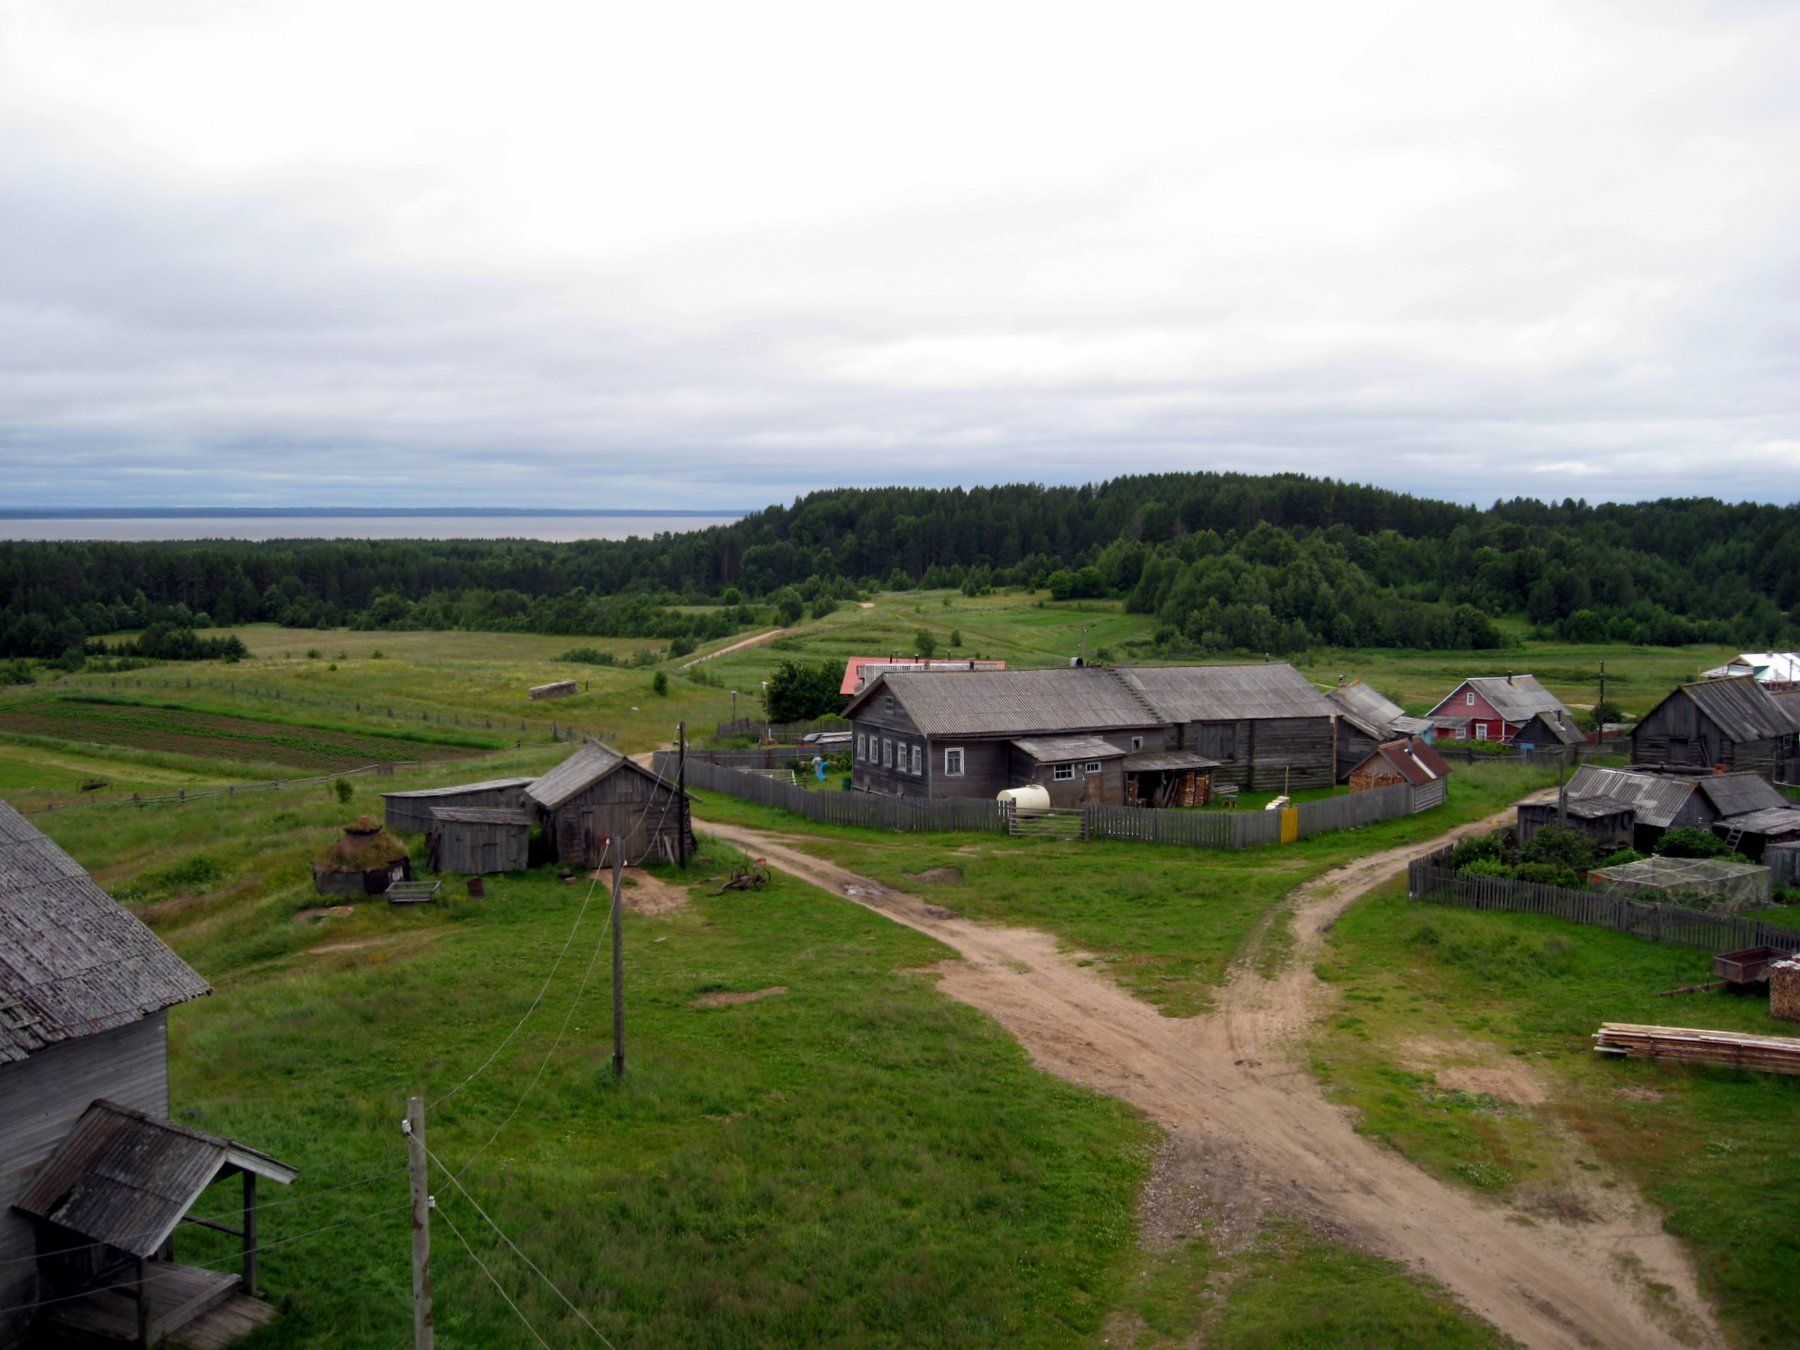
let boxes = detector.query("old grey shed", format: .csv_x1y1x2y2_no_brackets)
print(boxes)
526,743,693,867
427,806,533,874
381,777,533,833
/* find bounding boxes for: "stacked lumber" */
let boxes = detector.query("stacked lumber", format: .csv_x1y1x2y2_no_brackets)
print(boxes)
1593,1023,1800,1075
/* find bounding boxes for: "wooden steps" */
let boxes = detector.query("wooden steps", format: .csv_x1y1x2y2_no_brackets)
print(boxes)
1593,1022,1800,1075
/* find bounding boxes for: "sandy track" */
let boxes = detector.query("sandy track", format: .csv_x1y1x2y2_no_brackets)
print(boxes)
680,629,785,668
698,812,1719,1348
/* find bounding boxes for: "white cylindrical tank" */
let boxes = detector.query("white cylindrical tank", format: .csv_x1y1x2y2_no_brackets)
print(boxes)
998,785,1051,816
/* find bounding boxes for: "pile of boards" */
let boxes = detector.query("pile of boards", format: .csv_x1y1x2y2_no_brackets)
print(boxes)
1593,1022,1800,1075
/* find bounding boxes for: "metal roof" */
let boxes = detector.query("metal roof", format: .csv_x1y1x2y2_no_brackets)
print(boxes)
840,656,1006,695
854,667,1160,738
525,743,683,812
1010,736,1128,763
1355,737,1452,787
1327,681,1429,739
1717,808,1800,837
1454,675,1572,724
1682,678,1800,741
1118,663,1338,722
1697,774,1788,818
0,801,210,1066
16,1100,294,1258
1121,750,1221,772
1701,652,1800,683
380,778,533,801
428,807,534,827
1560,766,1699,829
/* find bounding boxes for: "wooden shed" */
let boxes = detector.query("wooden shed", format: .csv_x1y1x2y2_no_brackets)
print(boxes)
0,802,292,1348
529,680,578,701
1327,680,1432,782
525,743,692,867
1347,737,1451,808
312,816,411,896
381,777,533,833
427,806,532,875
1631,678,1800,780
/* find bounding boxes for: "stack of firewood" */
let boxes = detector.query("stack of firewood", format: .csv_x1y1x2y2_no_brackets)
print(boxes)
1771,959,1800,1022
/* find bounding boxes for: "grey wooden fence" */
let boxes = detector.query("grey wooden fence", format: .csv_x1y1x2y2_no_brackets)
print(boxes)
686,745,826,770
1292,783,1417,837
711,716,849,742
664,754,1011,834
1408,850,1800,954
25,758,425,816
1080,804,1282,848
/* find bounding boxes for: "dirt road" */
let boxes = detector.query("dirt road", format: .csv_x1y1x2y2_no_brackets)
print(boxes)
680,629,785,668
698,812,1719,1348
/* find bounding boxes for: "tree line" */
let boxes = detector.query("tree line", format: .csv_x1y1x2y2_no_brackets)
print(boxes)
2,472,1795,660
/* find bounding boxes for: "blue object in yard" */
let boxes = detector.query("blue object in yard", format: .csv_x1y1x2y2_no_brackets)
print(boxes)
814,756,827,781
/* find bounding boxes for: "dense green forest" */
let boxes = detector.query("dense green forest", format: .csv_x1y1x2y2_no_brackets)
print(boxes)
3,473,1796,660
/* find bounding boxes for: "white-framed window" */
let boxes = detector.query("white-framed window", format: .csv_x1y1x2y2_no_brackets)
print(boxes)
883,738,893,768
1474,723,1489,741
1465,690,1475,706
1084,760,1102,774
1130,736,1143,751
944,747,965,776
911,745,922,775
1454,726,1469,740
856,733,866,760
1053,763,1075,781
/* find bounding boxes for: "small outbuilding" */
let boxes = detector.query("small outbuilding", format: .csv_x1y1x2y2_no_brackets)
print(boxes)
525,742,693,867
312,816,412,896
381,777,533,833
1347,736,1452,808
1327,680,1432,781
427,806,532,875
1631,677,1799,780
529,680,578,701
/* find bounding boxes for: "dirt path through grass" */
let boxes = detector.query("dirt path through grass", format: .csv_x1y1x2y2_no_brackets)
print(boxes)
698,808,1720,1348
681,628,785,668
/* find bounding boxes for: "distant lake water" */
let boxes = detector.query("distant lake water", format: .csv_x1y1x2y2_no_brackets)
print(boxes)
0,514,742,542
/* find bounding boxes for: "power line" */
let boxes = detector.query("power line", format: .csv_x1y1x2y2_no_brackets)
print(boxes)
427,1148,613,1346
435,1203,550,1349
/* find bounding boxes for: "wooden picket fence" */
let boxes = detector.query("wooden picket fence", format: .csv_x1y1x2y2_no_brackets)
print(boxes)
1407,849,1800,954
1291,783,1418,838
686,745,826,771
662,754,1011,834
711,716,849,742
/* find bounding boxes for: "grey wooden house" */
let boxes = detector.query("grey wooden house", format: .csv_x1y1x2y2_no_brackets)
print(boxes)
525,743,692,867
381,777,533,833
1326,680,1432,781
0,802,294,1348
844,662,1334,804
1631,678,1800,780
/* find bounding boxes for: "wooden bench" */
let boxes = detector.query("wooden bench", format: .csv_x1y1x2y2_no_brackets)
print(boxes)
387,880,441,905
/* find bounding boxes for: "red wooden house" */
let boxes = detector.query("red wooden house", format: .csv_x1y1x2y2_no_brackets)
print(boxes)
1426,674,1582,746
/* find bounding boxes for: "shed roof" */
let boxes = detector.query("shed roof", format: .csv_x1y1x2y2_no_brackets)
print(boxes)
0,801,210,1066
1010,736,1128,763
1674,678,1799,741
15,1100,294,1258
525,743,684,812
1717,808,1800,837
1455,675,1572,724
428,807,534,827
1697,774,1788,818
1121,749,1220,773
853,667,1159,737
1354,737,1452,787
381,778,533,802
1117,663,1337,722
1326,681,1430,740
1519,711,1586,746
1560,766,1698,829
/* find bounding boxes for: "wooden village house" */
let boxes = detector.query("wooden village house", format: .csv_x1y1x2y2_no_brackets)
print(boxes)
843,662,1336,806
523,742,692,868
1326,680,1433,781
1347,737,1451,809
1631,678,1800,782
1515,765,1800,857
1425,674,1583,747
0,802,294,1348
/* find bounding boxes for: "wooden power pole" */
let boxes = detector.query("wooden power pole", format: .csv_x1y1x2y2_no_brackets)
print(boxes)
406,1096,434,1350
677,720,688,869
610,810,627,1079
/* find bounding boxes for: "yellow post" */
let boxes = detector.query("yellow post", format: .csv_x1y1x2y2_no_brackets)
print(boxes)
1280,807,1299,844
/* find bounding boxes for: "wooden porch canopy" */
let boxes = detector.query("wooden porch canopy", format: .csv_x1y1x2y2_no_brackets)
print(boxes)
16,1100,295,1346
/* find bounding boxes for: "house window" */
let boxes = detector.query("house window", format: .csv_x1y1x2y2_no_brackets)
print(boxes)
1465,690,1475,706
1084,761,1102,774
944,747,965,776
1474,722,1489,741
1053,764,1075,781
883,738,893,768
1130,736,1143,751
1454,726,1468,740
856,733,866,760
911,745,922,775
885,695,895,713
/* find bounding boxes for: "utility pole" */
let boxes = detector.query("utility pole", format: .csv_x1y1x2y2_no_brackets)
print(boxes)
405,1096,434,1350
677,720,688,869
1598,661,1608,743
610,810,627,1079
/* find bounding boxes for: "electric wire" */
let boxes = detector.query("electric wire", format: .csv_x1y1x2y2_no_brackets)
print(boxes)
435,1203,551,1349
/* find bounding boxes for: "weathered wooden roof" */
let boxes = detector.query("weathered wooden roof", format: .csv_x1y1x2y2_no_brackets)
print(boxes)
428,806,533,827
1560,766,1697,829
853,667,1159,738
1117,663,1337,722
16,1099,294,1258
1676,677,1800,742
1121,750,1220,773
1717,808,1800,837
525,743,683,812
1010,735,1128,763
0,801,210,1066
1326,681,1431,740
1353,737,1451,787
1697,774,1788,818
380,778,533,802
1454,675,1572,725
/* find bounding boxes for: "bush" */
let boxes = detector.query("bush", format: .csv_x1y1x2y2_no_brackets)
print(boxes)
915,628,937,658
307,649,321,660
333,779,354,804
1513,862,1587,889
560,647,617,666
1459,858,1516,879
668,636,697,658
949,629,962,648
1597,848,1645,869
1450,830,1510,871
763,659,847,722
652,671,670,697
1659,827,1733,859
1520,826,1597,874
0,659,32,686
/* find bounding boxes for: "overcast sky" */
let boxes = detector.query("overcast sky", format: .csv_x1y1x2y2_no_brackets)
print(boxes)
2,0,1797,512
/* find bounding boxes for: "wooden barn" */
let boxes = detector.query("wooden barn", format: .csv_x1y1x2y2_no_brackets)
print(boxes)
0,802,294,1348
1514,765,1797,855
1327,680,1433,781
1347,737,1451,808
843,662,1331,802
381,777,533,833
1426,674,1581,746
1631,678,1800,780
525,742,692,867
427,806,532,874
